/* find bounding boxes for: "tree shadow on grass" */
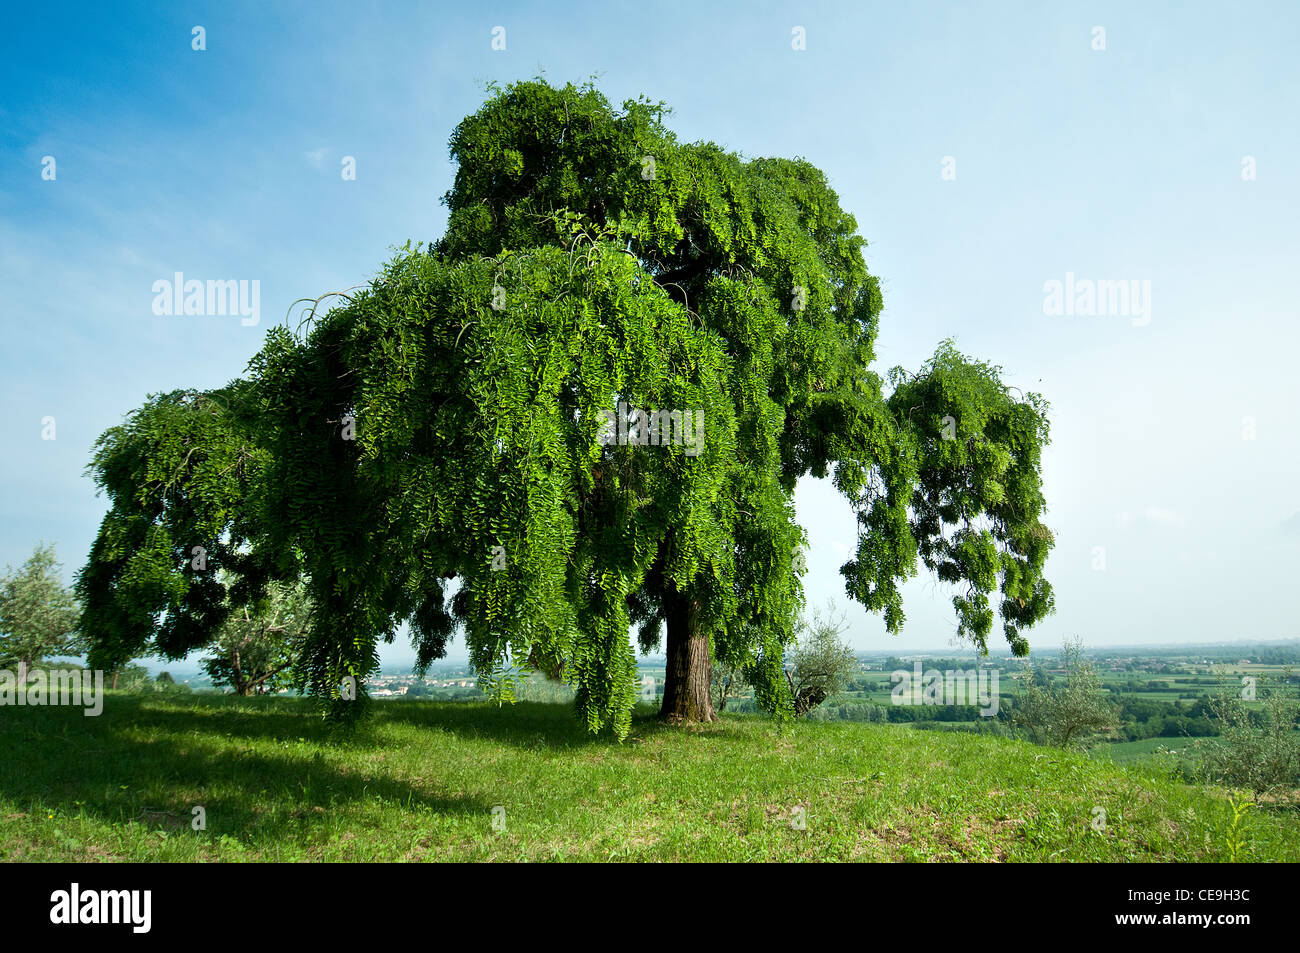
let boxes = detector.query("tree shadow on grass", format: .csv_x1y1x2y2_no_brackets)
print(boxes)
97,692,650,750
0,702,490,849
373,698,753,750
375,698,615,749
1,693,754,826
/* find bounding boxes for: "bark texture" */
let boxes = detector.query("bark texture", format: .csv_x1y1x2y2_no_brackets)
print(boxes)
659,587,717,724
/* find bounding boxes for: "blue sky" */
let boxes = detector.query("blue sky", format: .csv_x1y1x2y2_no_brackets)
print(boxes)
2,1,1297,669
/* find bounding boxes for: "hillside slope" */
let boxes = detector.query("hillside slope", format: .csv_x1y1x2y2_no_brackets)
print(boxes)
1,694,1294,861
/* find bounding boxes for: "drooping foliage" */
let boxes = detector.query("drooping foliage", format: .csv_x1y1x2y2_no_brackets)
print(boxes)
77,385,285,671
78,79,1054,736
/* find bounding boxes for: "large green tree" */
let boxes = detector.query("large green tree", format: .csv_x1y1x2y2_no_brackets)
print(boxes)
78,80,1054,737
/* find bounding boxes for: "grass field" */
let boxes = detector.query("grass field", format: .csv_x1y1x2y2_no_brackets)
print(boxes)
2,692,1296,862
1090,737,1199,765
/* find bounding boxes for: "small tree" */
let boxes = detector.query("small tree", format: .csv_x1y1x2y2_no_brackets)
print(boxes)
1013,637,1115,748
202,579,312,696
0,543,81,670
785,602,857,716
110,662,152,691
710,658,749,712
1197,669,1300,801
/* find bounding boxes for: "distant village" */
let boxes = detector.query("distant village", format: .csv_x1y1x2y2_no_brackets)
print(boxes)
366,672,478,697
162,643,1298,698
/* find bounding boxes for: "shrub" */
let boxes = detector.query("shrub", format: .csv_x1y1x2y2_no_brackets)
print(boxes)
1196,669,1300,801
1012,637,1116,749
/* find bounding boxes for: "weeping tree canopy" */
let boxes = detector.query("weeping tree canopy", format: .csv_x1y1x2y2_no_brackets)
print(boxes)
77,79,1054,737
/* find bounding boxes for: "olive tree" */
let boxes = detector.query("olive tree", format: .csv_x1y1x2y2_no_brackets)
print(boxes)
0,543,81,670
1012,637,1115,748
786,602,857,715
203,578,312,696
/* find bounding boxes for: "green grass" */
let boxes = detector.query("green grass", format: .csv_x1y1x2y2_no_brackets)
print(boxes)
2,692,1297,862
1091,737,1200,765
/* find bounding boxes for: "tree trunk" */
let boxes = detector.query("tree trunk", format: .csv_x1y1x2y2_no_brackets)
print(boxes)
659,587,717,724
232,642,252,696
